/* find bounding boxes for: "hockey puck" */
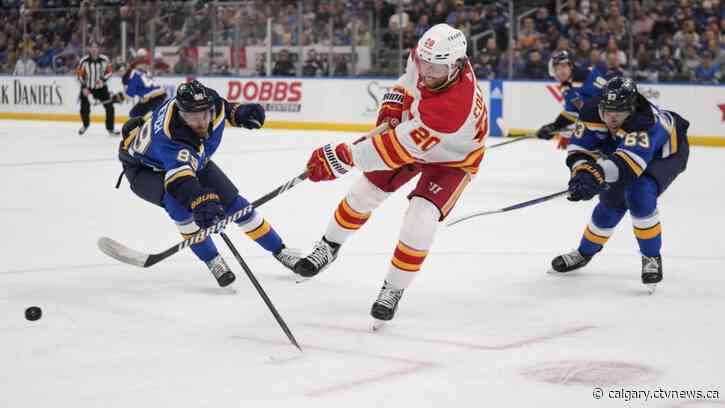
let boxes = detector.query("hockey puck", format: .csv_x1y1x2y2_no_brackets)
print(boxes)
25,306,42,321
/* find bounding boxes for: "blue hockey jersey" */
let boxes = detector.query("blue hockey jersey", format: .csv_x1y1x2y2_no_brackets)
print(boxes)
567,96,683,184
120,86,247,206
123,68,167,102
559,65,608,123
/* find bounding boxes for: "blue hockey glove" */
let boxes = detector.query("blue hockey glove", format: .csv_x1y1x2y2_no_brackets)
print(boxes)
568,161,605,201
189,189,225,229
234,103,265,129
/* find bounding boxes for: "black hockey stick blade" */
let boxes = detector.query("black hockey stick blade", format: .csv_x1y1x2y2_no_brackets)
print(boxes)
98,171,308,268
446,189,569,227
219,232,302,351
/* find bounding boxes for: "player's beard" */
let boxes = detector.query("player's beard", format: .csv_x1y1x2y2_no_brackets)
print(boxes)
191,123,209,138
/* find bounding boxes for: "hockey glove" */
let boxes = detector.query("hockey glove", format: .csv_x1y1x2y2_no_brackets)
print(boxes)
376,87,411,129
536,123,558,140
568,161,605,202
234,103,266,129
307,143,353,182
189,189,225,229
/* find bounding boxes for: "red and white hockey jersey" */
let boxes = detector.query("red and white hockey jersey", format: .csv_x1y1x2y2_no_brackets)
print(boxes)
351,50,489,174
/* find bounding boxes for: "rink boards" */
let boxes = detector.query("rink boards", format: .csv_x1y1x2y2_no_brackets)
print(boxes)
0,75,723,146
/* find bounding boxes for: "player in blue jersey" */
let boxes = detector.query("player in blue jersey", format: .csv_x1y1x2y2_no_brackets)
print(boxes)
117,80,302,287
550,77,690,293
537,50,608,148
122,49,168,118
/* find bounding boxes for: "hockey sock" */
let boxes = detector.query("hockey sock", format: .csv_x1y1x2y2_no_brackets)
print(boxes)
325,176,389,245
632,210,662,257
385,197,438,290
178,220,219,262
627,177,661,257
224,196,284,253
578,202,626,256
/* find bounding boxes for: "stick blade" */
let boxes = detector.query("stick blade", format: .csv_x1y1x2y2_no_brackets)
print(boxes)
97,237,150,267
495,117,510,137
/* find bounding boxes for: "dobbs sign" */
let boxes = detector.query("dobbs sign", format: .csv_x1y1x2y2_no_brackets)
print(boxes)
226,80,302,113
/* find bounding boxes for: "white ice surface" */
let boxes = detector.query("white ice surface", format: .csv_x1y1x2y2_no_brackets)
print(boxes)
1,121,723,407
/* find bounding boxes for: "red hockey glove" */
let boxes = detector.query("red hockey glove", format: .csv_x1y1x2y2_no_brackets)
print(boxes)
376,86,411,129
307,143,353,182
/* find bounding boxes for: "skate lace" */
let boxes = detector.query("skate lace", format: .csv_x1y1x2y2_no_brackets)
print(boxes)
642,256,660,274
275,248,302,270
206,257,229,279
562,250,585,267
377,285,404,309
307,241,334,269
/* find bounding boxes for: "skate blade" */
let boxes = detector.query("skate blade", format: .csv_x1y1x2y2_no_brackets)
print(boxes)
294,275,311,284
646,284,657,295
371,319,387,332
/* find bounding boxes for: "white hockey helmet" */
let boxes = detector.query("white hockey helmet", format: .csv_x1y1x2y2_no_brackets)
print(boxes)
416,23,468,82
136,48,148,59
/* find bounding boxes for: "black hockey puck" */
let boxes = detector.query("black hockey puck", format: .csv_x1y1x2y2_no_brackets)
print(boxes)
25,306,42,321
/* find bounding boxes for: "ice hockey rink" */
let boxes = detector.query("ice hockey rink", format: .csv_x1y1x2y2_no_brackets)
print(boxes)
1,120,723,407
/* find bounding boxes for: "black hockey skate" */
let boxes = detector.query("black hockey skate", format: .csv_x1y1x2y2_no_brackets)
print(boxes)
206,255,236,287
550,249,593,273
273,246,303,272
294,237,340,278
78,125,88,135
641,255,662,294
371,280,405,330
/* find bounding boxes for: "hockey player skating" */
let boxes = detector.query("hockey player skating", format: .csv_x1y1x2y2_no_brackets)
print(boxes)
536,50,607,148
296,24,489,327
121,48,168,118
551,77,690,293
117,80,301,287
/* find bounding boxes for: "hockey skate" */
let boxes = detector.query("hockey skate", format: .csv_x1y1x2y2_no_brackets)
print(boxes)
371,280,405,331
273,246,303,273
550,249,593,273
78,125,88,135
641,255,662,294
294,238,340,279
108,129,121,137
206,255,236,287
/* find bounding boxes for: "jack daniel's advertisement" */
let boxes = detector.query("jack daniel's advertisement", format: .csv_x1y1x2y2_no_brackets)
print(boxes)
0,79,64,106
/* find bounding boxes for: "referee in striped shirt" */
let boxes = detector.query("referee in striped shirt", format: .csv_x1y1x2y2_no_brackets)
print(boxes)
76,41,119,136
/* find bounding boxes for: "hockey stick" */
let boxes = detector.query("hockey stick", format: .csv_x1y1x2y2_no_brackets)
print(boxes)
445,189,569,227
98,123,390,268
98,171,308,268
219,232,302,351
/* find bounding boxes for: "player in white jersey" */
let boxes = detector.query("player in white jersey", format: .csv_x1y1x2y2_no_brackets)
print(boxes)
295,24,489,326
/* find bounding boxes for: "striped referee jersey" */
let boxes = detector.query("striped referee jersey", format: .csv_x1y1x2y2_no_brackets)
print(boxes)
76,54,112,90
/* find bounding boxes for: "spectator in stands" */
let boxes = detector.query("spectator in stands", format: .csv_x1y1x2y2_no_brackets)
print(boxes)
302,48,326,77
632,7,655,37
523,50,548,79
680,45,702,79
447,0,466,26
173,47,196,74
575,37,592,67
695,50,719,82
518,17,539,51
414,14,431,38
655,45,681,82
13,50,36,75
430,1,448,26
473,51,496,79
272,48,295,76
605,50,625,77
468,5,487,38
331,54,348,77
